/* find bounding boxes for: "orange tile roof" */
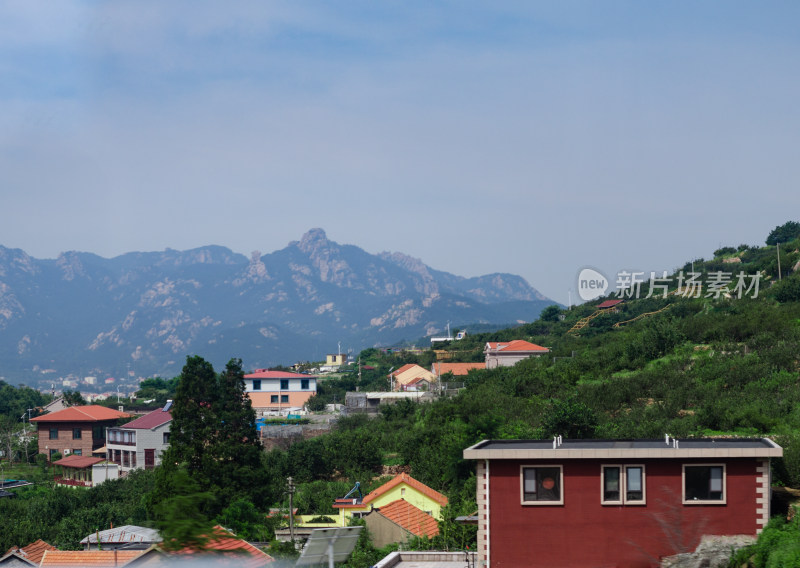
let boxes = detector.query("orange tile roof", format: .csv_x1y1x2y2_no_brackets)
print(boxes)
4,539,57,565
54,455,106,469
31,405,131,423
363,473,448,507
485,340,549,353
389,364,417,377
431,362,485,376
376,499,439,538
172,526,274,567
40,550,144,567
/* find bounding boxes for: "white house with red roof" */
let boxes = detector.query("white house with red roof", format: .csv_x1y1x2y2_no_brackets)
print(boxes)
52,454,120,487
484,340,550,369
243,369,317,414
106,405,172,471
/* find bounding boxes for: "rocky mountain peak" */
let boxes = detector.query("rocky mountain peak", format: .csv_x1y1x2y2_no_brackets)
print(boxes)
295,228,332,255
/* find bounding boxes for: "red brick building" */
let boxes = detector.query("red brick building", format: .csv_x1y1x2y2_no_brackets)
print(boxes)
30,405,130,460
464,438,782,568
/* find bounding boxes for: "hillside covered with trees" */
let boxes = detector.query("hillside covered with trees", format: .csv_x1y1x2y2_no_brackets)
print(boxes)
1,221,800,566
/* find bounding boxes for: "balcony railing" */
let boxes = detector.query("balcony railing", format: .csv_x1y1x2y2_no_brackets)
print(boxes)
54,476,92,488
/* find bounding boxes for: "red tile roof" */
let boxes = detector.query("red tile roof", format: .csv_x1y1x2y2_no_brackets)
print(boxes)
54,455,105,469
173,526,274,567
376,499,439,538
597,299,623,309
363,473,448,507
431,362,485,376
4,539,57,565
40,550,145,567
122,409,172,430
485,340,549,353
245,369,316,379
31,405,130,423
388,364,418,377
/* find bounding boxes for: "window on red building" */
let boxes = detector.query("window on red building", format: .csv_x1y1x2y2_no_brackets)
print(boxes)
521,466,563,505
602,465,646,505
684,464,725,503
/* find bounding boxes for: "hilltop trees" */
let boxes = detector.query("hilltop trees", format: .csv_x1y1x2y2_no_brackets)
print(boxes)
766,220,800,245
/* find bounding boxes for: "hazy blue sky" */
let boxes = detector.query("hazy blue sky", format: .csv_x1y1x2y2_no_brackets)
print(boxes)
2,1,798,304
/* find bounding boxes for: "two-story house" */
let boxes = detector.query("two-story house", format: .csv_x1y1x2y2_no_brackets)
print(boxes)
243,369,318,414
464,437,782,567
30,405,131,460
106,404,172,471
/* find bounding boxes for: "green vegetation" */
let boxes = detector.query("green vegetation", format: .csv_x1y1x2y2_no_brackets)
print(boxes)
2,225,800,561
730,510,800,567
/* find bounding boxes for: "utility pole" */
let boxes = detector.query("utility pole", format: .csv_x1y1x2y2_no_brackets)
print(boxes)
288,476,296,541
777,242,782,281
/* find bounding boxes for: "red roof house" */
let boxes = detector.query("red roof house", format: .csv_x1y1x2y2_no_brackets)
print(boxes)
333,473,448,533
431,362,485,377
364,499,441,548
1,540,57,566
484,340,549,369
168,526,274,567
30,405,130,461
107,407,172,472
464,437,782,567
243,370,317,413
388,365,436,391
39,550,145,568
52,454,119,488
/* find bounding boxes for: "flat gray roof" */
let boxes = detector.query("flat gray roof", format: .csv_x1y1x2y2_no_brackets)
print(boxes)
464,438,782,460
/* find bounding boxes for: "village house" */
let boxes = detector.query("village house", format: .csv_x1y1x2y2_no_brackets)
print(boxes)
30,405,130,460
243,369,318,414
463,437,782,568
80,526,161,550
333,473,448,544
52,455,120,488
106,404,172,472
388,364,436,391
431,362,485,378
483,340,549,368
0,539,57,567
345,391,435,414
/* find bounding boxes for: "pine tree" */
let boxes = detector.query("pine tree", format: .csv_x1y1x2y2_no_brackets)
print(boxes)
153,356,272,519
208,358,267,508
163,355,219,487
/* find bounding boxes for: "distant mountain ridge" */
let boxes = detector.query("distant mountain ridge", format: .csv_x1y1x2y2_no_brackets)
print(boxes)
0,229,557,382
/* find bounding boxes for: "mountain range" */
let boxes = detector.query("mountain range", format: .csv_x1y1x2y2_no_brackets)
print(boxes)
0,229,556,383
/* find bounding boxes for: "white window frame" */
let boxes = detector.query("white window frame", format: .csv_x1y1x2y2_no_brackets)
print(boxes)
520,465,564,506
682,463,726,505
601,464,647,505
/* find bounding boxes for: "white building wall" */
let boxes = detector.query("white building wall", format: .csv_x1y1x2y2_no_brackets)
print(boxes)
245,377,317,393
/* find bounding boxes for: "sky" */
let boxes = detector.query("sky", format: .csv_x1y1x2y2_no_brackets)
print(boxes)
1,1,799,305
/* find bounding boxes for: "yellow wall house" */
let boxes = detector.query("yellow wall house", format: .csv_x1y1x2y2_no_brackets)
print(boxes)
389,364,436,391
333,473,448,526
326,353,348,366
